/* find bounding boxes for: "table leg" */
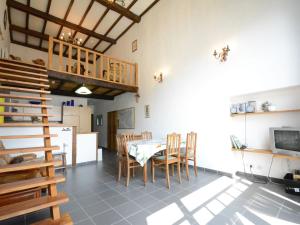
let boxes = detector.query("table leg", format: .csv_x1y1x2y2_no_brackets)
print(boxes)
143,163,147,186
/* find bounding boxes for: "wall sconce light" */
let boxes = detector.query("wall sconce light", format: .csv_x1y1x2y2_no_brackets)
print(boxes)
213,45,230,62
154,72,163,83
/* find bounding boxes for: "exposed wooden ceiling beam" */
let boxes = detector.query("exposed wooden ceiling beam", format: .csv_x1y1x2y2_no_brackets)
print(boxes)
7,7,13,42
82,8,109,47
39,0,52,48
94,0,140,23
11,25,48,40
103,0,160,53
56,0,74,40
7,0,116,44
51,89,114,100
94,0,137,51
25,0,30,44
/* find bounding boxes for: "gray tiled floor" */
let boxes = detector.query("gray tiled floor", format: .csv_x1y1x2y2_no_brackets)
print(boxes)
1,149,300,225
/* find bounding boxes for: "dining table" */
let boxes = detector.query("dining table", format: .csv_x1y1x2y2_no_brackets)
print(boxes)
126,139,186,184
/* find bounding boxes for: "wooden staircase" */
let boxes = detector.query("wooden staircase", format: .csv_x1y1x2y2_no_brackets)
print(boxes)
0,58,72,224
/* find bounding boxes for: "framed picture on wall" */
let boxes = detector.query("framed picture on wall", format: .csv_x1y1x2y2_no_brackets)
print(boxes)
132,40,137,52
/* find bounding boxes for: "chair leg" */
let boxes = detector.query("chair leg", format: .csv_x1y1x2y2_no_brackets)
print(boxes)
166,164,170,189
117,160,122,182
194,159,198,176
171,164,174,176
126,163,130,187
185,159,190,180
151,160,155,183
177,161,181,184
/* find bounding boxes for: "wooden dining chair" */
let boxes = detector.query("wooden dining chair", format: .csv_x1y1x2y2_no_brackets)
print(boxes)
141,131,152,140
151,133,181,189
117,134,145,186
180,132,197,180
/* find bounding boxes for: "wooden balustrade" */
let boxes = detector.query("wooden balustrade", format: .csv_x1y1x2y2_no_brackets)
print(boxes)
48,36,138,87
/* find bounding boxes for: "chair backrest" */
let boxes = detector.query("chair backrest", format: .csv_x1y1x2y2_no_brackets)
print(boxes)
165,133,181,158
141,131,152,140
186,132,197,158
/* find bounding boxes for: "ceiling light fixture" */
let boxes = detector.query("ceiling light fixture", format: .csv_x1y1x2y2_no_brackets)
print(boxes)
107,0,126,7
60,30,83,46
75,84,92,95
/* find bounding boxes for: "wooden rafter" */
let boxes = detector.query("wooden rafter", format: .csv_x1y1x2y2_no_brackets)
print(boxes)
56,0,74,41
94,0,140,23
7,0,116,44
39,0,52,48
93,0,137,51
103,0,160,53
82,8,109,47
25,0,30,44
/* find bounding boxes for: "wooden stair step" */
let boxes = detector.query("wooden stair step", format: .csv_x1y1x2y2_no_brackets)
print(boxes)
0,146,60,155
0,112,58,117
0,134,58,139
0,160,61,173
0,67,48,78
0,86,50,94
31,213,72,225
0,61,47,74
0,192,68,221
0,58,46,69
0,102,52,108
0,94,51,101
0,72,49,83
0,123,63,127
0,175,65,195
0,78,50,89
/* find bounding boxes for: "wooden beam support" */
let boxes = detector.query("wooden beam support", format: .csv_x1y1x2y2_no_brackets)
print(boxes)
48,70,138,93
10,25,49,40
56,0,74,41
39,0,52,48
104,0,160,53
25,0,30,44
7,0,116,44
51,89,114,100
94,0,140,23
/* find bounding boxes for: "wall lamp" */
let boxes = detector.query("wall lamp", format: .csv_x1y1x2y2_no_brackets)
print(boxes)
154,72,163,83
213,45,230,62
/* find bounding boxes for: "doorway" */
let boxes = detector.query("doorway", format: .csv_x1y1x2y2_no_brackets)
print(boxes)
107,111,118,151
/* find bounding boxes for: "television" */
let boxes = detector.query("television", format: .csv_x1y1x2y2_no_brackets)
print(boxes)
270,127,300,156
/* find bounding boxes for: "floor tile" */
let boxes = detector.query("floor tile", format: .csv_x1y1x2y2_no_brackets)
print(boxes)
126,210,150,225
105,195,130,208
114,201,142,218
83,200,111,217
92,209,123,225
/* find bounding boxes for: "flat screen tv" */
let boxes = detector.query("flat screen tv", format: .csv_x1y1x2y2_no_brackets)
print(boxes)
270,127,300,156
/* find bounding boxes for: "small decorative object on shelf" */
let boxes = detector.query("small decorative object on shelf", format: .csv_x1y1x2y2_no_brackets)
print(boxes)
230,104,238,114
237,103,246,114
246,101,256,113
213,45,230,62
262,101,276,112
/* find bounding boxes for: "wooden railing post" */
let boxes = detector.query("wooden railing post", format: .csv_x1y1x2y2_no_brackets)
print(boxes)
124,64,127,84
48,36,53,69
68,44,72,72
58,41,63,72
135,63,138,86
77,48,81,75
107,57,110,81
99,56,103,79
85,50,89,76
130,64,133,85
93,53,96,78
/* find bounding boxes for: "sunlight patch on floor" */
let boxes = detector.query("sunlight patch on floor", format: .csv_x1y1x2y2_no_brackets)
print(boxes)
146,203,184,225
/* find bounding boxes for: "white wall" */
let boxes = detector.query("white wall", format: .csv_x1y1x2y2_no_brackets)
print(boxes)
93,0,300,178
0,1,10,56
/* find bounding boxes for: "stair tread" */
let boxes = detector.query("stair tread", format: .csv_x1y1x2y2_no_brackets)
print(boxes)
0,134,58,139
0,112,58,117
0,123,63,127
0,67,48,78
0,94,51,101
0,175,65,195
0,145,60,155
0,160,62,173
0,86,50,94
31,213,72,225
0,58,46,69
0,61,47,73
0,102,52,108
0,72,49,83
0,192,68,221
0,78,49,88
